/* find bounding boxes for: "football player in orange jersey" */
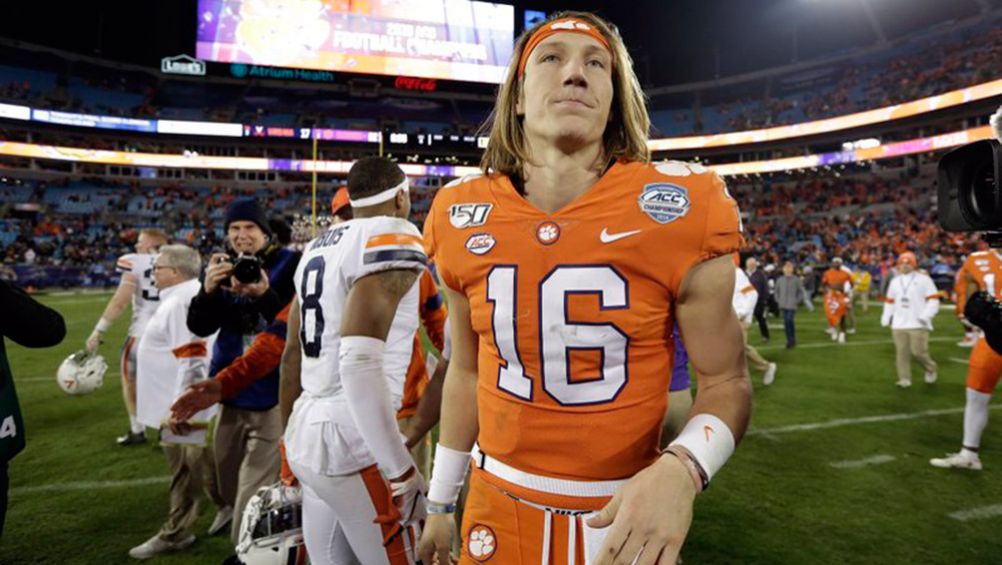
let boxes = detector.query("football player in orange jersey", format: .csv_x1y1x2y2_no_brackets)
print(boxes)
931,248,1002,470
418,11,751,565
822,258,853,344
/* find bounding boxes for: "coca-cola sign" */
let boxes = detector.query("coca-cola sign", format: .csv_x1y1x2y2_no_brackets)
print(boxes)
394,76,438,91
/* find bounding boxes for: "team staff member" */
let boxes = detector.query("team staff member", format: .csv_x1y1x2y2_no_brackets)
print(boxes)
419,12,751,564
130,245,227,560
0,280,65,536
186,198,300,544
881,252,939,388
86,228,169,446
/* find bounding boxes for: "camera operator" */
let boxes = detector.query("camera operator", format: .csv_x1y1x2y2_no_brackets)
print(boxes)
186,198,300,545
929,105,1002,472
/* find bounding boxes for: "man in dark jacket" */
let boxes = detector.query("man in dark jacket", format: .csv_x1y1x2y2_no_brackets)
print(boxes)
746,257,770,342
0,280,66,536
186,198,300,544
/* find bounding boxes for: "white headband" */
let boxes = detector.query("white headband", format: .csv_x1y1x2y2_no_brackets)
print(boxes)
348,177,409,208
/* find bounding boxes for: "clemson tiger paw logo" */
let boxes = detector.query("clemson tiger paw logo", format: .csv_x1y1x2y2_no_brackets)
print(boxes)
468,525,496,561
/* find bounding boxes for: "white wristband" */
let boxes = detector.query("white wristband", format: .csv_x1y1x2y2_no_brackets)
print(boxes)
668,413,735,483
95,318,112,333
427,443,470,504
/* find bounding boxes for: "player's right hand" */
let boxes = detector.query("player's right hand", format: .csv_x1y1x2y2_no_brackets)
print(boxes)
389,466,427,524
418,512,457,565
85,331,102,353
203,253,233,294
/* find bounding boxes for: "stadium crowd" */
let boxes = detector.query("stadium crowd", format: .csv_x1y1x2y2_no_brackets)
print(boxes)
0,167,968,299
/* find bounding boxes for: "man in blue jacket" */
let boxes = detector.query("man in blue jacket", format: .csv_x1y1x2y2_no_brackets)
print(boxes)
186,198,300,545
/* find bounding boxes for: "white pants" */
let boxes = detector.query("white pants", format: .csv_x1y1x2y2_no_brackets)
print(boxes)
289,461,421,565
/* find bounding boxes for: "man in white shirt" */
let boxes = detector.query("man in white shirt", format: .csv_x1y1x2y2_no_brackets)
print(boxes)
881,251,940,388
129,244,227,560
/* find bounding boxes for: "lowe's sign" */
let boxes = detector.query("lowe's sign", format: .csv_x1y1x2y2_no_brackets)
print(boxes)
161,54,207,76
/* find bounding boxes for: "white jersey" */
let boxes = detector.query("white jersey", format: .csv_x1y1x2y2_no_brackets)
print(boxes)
135,278,217,429
286,216,426,476
115,252,160,337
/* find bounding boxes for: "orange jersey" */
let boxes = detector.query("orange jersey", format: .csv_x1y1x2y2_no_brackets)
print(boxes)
424,160,743,483
821,268,852,292
962,251,1002,300
824,289,849,326
397,269,448,419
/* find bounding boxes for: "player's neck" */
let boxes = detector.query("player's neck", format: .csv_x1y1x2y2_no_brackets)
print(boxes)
521,141,606,215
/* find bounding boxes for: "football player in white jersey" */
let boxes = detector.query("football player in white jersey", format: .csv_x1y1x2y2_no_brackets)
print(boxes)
284,157,427,564
86,228,169,445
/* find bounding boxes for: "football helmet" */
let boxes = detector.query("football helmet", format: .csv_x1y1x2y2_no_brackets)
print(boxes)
236,482,307,565
56,350,107,395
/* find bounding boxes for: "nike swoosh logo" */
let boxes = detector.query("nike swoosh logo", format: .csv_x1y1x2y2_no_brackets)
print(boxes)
704,425,714,442
600,228,642,243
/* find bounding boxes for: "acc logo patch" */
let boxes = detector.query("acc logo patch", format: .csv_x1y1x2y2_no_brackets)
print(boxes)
468,524,496,562
465,232,496,255
639,183,691,225
450,203,493,229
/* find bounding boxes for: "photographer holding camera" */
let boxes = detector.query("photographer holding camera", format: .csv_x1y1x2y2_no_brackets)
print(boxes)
186,198,300,545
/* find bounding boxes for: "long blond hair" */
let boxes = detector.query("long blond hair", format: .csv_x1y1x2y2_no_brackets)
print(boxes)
479,11,651,177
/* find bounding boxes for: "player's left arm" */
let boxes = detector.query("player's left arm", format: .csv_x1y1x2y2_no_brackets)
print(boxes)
340,268,421,480
590,258,750,565
86,272,136,352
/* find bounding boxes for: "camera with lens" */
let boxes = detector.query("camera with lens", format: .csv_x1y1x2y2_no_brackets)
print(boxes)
229,252,263,285
938,106,1002,352
937,138,1002,235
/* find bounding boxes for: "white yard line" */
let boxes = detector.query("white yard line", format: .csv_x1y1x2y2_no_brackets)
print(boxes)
948,504,1002,522
748,405,1002,436
949,357,970,365
18,372,120,384
830,454,896,469
10,476,169,496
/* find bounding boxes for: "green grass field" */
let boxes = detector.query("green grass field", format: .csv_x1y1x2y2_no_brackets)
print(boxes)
2,292,1000,564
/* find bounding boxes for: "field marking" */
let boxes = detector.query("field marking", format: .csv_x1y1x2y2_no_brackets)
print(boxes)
18,371,121,384
38,297,111,306
948,504,1002,522
10,475,168,496
748,405,1002,436
829,454,896,469
758,336,955,352
949,357,969,365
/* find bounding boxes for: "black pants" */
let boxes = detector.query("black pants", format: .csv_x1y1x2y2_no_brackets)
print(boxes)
754,300,770,340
